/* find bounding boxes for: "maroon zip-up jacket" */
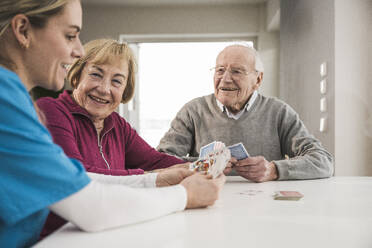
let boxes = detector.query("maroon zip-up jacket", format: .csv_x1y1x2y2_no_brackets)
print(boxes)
36,90,184,238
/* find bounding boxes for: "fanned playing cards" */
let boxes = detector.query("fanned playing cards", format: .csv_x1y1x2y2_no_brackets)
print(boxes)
200,141,249,160
190,146,231,178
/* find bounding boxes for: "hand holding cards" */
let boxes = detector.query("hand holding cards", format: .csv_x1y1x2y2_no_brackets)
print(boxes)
227,142,249,160
199,141,225,159
190,146,231,178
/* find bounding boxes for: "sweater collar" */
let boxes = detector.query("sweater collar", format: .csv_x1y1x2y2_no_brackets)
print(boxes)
59,90,114,131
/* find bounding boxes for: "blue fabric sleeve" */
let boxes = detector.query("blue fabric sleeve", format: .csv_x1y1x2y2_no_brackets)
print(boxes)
0,67,91,226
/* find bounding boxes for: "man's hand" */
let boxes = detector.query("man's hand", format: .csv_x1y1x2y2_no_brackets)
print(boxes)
223,157,237,175
233,156,278,182
156,168,194,187
181,173,226,209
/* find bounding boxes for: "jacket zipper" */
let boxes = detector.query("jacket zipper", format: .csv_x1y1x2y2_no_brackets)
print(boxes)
71,111,112,170
97,131,111,170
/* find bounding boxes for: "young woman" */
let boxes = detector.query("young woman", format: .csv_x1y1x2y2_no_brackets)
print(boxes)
0,1,225,247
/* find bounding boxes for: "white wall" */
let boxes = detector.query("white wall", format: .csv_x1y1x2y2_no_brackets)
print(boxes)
280,0,335,155
81,4,260,42
258,3,279,97
334,0,372,176
280,0,372,176
80,3,279,98
266,0,280,31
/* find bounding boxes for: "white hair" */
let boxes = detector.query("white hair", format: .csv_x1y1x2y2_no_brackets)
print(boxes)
228,42,264,73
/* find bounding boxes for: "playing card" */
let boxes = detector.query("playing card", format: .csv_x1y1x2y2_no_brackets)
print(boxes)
199,141,216,158
190,147,231,178
214,141,224,150
273,191,304,201
227,142,249,160
189,159,210,172
208,147,231,178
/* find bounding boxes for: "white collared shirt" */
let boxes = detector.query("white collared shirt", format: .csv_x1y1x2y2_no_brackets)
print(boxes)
216,90,258,120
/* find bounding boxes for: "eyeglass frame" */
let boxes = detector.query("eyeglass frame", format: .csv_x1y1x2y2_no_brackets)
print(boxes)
210,66,258,79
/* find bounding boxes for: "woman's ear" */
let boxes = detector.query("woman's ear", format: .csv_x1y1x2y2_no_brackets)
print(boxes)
10,14,31,49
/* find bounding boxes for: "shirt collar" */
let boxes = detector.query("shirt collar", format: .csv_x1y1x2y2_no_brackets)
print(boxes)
216,90,258,120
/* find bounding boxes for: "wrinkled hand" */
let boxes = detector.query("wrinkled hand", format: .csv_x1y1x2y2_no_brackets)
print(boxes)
223,157,238,175
168,162,190,170
181,173,226,209
156,168,194,187
233,156,278,183
148,162,190,173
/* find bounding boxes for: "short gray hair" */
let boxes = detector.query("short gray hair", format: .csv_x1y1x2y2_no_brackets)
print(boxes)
228,42,264,72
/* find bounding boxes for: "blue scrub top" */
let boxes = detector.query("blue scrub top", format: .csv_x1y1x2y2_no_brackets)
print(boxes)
0,67,91,247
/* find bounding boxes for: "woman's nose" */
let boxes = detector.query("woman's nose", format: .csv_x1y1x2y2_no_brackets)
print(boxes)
97,78,111,94
72,38,84,59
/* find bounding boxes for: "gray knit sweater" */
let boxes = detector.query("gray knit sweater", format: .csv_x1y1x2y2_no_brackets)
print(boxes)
157,93,333,180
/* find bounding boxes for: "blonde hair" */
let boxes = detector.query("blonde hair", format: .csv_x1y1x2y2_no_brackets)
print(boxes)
0,0,70,68
68,39,137,104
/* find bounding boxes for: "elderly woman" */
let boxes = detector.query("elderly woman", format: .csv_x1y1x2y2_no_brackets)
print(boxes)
0,0,225,243
36,38,194,237
37,39,185,176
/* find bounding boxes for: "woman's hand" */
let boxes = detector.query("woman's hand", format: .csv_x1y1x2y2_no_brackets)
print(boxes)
168,162,190,170
148,162,190,174
181,173,226,209
156,168,194,187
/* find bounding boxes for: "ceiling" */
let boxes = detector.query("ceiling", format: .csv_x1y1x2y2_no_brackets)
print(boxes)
81,0,267,6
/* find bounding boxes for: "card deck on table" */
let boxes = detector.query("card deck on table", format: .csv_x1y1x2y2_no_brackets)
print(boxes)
273,191,304,201
227,142,249,160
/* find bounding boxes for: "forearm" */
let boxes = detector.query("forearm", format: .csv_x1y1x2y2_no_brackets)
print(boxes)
274,151,333,180
157,109,195,159
124,129,184,171
139,152,185,171
278,108,334,180
157,143,191,159
87,172,157,188
50,181,187,232
179,156,198,162
156,145,200,163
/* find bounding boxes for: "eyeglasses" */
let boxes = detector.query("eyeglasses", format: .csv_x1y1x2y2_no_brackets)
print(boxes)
211,66,257,79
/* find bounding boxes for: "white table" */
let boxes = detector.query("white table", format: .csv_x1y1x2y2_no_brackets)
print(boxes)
35,176,372,248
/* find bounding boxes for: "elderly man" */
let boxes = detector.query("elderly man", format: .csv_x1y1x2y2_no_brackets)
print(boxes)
157,45,333,182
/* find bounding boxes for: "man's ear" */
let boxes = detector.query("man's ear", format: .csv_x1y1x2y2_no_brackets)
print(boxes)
10,14,31,49
254,72,264,89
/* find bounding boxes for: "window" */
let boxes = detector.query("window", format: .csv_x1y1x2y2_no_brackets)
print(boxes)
122,41,253,147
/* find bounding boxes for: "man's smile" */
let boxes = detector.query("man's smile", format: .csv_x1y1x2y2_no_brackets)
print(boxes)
219,87,238,91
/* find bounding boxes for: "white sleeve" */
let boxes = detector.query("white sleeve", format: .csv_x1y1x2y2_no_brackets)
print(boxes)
87,172,158,188
49,180,187,232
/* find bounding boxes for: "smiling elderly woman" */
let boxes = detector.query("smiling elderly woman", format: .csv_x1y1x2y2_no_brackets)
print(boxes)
36,38,187,237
